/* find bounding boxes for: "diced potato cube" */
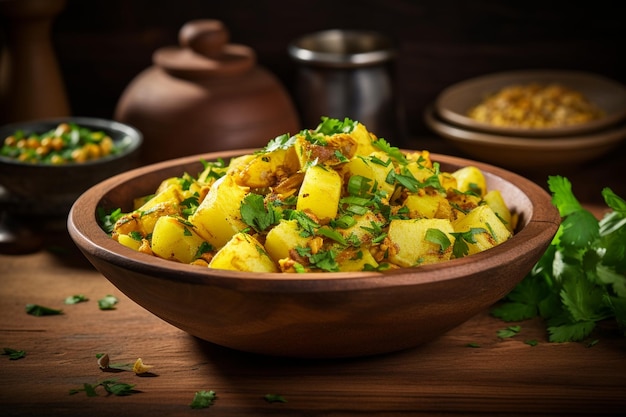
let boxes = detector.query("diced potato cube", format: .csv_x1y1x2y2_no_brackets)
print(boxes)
114,201,179,237
403,193,451,219
209,233,278,272
233,147,299,188
264,219,311,262
189,175,249,248
151,216,209,264
388,218,455,267
296,164,342,222
117,233,142,251
451,166,487,197
338,247,379,272
294,133,357,168
340,211,383,245
483,189,515,232
344,152,395,196
452,205,512,255
349,122,379,156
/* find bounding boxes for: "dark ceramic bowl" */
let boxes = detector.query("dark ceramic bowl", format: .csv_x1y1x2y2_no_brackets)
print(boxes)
68,149,559,358
0,117,142,218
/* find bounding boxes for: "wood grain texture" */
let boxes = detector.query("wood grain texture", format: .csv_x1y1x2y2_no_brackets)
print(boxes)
1,231,624,416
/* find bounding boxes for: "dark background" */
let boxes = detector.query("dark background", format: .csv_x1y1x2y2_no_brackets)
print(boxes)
44,0,625,143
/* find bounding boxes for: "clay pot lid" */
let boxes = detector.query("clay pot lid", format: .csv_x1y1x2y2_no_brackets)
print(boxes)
153,19,256,79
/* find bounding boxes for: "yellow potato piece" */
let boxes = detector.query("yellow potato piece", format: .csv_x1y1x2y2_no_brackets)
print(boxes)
403,193,451,219
344,152,395,197
264,219,311,263
452,205,512,255
483,189,515,232
151,216,208,264
189,175,249,248
338,247,379,272
117,233,142,251
296,164,342,222
451,166,487,197
209,233,278,272
388,218,455,267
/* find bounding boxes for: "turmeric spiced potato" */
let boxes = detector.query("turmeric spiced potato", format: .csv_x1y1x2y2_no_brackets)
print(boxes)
104,117,516,273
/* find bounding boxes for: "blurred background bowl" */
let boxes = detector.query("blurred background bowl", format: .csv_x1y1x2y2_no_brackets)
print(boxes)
424,105,626,172
434,69,626,138
68,149,559,358
0,117,142,220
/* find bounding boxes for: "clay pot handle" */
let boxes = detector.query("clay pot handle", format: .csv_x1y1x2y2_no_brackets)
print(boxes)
179,19,229,58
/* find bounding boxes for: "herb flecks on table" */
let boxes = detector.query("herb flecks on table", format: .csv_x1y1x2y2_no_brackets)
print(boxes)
493,175,626,342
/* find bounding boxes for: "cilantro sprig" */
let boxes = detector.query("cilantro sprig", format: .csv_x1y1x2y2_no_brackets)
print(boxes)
492,176,626,342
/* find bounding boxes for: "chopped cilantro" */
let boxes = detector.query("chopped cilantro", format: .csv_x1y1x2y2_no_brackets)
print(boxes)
261,133,296,153
240,193,280,233
493,176,626,343
64,294,89,305
450,228,487,258
190,390,217,409
98,295,118,310
425,228,452,252
25,304,63,316
97,207,123,234
497,325,521,339
314,116,358,135
70,379,138,397
2,347,26,360
372,138,406,164
264,393,288,403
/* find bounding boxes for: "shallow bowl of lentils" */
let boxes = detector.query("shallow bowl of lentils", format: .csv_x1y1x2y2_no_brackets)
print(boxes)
0,117,142,218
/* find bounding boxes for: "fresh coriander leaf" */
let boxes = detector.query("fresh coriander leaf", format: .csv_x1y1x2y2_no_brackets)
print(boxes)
316,226,348,246
261,133,296,153
240,193,279,233
97,207,123,234
101,379,138,396
98,295,118,310
190,390,217,409
602,187,626,214
314,116,357,135
450,228,486,258
194,241,214,260
372,138,407,164
64,294,89,305
25,304,63,316
2,347,26,360
264,393,287,403
548,175,583,217
524,340,539,347
547,320,595,343
496,325,521,339
465,342,481,348
425,228,451,252
70,379,138,397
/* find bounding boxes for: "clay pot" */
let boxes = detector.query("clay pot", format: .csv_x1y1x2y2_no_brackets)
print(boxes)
115,20,300,165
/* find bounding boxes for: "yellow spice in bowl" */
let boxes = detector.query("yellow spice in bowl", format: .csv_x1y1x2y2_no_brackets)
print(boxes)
468,83,605,129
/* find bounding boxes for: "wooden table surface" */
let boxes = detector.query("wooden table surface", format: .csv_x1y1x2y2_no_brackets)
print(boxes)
2,137,626,416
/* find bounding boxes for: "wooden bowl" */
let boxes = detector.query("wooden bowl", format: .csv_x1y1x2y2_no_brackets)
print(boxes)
424,105,626,171
435,70,626,138
67,150,559,358
0,117,142,218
